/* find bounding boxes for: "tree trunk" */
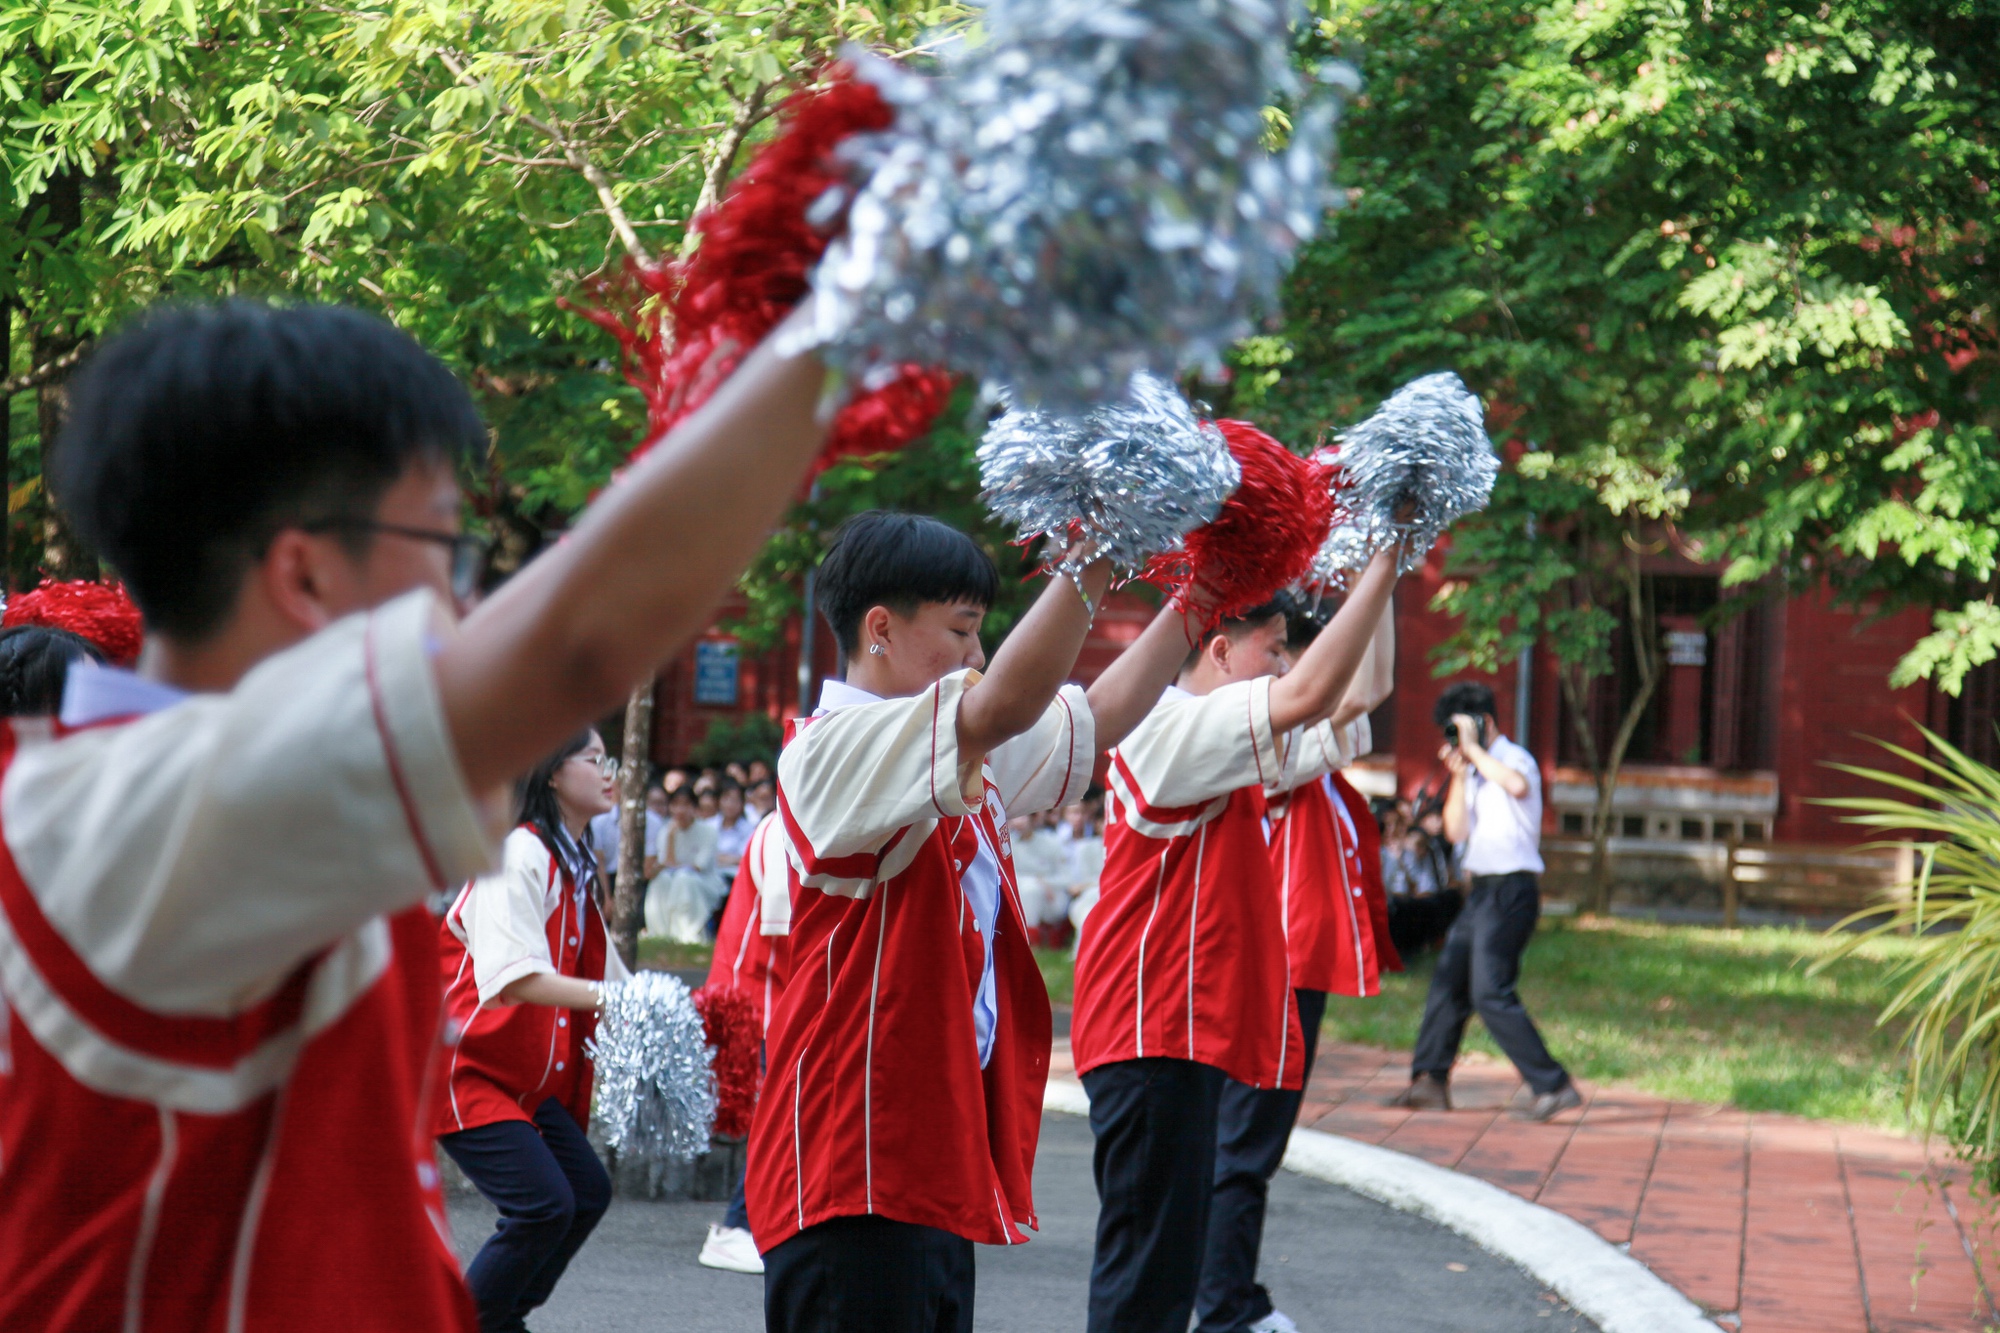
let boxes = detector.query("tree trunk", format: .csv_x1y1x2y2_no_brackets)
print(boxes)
32,326,85,579
2,308,10,591
611,679,655,970
1584,549,1661,915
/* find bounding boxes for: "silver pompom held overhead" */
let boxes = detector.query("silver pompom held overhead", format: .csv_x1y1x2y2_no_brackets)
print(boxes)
1309,372,1501,586
587,972,716,1173
785,0,1360,409
978,372,1241,579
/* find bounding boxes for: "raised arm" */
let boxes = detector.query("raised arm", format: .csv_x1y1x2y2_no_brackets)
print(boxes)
1328,597,1396,729
1268,549,1400,736
956,558,1113,757
438,315,829,792
1085,595,1214,752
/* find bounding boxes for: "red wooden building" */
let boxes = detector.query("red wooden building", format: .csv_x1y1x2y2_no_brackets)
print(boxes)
646,554,1989,915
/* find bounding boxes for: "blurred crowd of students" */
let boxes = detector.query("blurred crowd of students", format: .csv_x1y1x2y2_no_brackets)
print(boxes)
584,745,1475,966
585,760,778,942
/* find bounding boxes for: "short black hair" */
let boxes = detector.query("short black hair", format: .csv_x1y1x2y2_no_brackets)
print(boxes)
1433,680,1498,728
815,511,999,655
1184,593,1298,673
53,300,486,641
666,784,698,807
0,626,103,717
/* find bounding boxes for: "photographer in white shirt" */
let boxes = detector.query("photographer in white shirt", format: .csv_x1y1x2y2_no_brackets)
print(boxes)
1390,681,1579,1122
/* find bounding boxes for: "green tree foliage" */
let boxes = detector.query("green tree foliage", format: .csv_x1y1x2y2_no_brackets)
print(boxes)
2,0,960,583
1245,0,1997,700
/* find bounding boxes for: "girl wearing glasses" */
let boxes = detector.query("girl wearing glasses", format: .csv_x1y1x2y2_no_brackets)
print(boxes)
436,729,630,1333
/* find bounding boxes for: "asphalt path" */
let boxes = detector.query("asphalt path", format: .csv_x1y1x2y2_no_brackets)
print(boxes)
448,1110,1598,1332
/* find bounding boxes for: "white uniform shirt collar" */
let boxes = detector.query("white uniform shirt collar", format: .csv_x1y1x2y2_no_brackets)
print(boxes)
811,673,1004,1068
814,677,883,716
60,660,188,728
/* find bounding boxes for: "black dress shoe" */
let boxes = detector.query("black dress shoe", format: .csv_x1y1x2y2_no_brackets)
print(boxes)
1387,1074,1452,1111
1513,1082,1583,1123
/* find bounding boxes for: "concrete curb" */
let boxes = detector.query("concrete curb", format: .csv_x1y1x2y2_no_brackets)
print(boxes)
1042,1078,1714,1333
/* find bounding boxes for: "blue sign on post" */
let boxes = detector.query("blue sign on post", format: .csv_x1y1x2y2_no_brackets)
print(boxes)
694,640,740,707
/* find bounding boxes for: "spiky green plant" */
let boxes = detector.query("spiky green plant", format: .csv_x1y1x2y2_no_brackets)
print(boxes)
1816,727,2000,1160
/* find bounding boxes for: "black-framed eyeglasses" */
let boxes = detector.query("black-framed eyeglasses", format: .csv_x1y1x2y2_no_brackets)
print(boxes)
302,518,493,603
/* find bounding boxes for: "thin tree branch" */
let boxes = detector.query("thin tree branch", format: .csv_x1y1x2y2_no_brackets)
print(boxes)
687,80,779,242
0,342,90,397
433,49,654,265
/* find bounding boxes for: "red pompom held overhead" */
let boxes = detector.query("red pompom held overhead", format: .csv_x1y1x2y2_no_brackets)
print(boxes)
1143,421,1335,622
566,65,955,473
2,579,144,666
691,984,763,1140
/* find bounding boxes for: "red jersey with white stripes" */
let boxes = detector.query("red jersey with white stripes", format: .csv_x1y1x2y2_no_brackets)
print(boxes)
705,814,791,1030
1330,771,1401,975
437,827,623,1135
0,592,496,1333
746,672,1092,1253
1269,766,1379,997
1072,680,1354,1090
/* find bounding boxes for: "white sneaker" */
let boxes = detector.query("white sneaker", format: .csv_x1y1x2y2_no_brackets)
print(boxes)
697,1223,765,1274
1248,1312,1301,1333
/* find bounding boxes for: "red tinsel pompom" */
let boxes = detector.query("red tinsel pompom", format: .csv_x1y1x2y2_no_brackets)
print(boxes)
3,579,144,666
691,983,763,1139
564,64,955,476
1143,421,1335,621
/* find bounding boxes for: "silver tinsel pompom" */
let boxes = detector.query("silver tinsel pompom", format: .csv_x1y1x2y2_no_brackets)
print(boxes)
588,972,716,1171
786,0,1360,409
979,372,1240,576
1311,372,1499,579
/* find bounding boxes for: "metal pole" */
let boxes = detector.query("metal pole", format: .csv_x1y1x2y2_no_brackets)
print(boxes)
1514,515,1535,742
796,481,823,715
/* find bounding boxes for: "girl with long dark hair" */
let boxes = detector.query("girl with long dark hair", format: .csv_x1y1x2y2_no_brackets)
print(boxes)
436,728,629,1333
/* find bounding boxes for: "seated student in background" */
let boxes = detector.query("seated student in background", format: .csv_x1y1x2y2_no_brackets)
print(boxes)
748,510,1210,1333
0,296,830,1330
746,774,776,820
710,779,759,877
1009,812,1073,947
438,728,630,1333
590,772,667,908
645,783,722,941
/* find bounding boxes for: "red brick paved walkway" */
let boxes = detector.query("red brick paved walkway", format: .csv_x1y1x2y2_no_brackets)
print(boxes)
1052,1039,2000,1332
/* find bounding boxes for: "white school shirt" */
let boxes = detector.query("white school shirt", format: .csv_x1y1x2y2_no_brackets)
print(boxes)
785,673,1093,1067
7,587,501,1042
710,811,760,866
453,826,632,1005
1461,735,1545,876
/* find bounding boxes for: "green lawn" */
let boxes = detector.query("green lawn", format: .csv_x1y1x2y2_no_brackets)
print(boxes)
1039,916,1928,1129
636,938,715,972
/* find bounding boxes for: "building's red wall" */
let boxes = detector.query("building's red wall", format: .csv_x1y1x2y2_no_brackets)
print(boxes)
1769,588,1931,843
654,561,1938,848
1381,564,1935,846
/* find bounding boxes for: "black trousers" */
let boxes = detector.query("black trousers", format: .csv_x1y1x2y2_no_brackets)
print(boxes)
1194,989,1327,1332
723,1160,751,1230
763,1214,974,1333
1083,1056,1227,1333
439,1098,612,1333
1410,871,1568,1095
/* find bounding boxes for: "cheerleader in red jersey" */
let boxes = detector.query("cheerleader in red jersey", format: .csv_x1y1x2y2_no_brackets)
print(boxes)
697,811,791,1275
1070,551,1401,1333
438,728,631,1333
747,512,1205,1333
1194,602,1397,1333
0,297,831,1333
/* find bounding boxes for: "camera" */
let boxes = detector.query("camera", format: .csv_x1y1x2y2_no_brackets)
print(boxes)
1443,717,1481,748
